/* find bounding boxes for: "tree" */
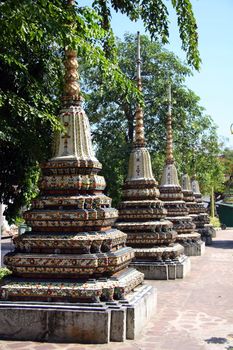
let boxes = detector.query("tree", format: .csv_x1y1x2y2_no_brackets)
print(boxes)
93,0,201,69
82,34,223,206
0,0,200,221
171,89,225,195
219,147,233,179
218,147,233,200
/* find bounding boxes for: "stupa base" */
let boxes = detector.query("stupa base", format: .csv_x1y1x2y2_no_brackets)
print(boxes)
197,228,212,246
130,255,191,280
0,268,144,303
177,234,205,256
0,284,156,344
199,224,216,243
209,225,217,238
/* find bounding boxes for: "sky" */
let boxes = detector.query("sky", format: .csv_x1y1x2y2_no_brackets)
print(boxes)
107,0,233,148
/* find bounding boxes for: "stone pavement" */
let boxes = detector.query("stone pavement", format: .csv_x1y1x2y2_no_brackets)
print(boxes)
0,229,233,350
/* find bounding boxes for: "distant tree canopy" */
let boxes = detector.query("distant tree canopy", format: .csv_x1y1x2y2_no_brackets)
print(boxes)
83,34,224,205
219,148,233,179
0,0,200,221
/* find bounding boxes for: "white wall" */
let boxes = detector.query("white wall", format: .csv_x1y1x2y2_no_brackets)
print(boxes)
0,204,7,228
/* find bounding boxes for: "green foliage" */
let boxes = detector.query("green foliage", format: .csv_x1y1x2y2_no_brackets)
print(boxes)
83,34,223,205
219,147,233,199
171,0,200,69
0,0,200,221
210,216,221,228
173,96,225,194
219,147,233,178
0,0,130,222
94,0,201,69
14,217,25,226
0,268,11,280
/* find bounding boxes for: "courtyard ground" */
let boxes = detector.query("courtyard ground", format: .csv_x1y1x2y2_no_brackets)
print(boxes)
0,229,233,350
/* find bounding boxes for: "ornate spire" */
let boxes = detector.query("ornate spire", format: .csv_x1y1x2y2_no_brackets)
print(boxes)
62,0,81,105
160,84,180,187
51,0,98,163
134,31,145,147
62,50,81,104
166,84,174,164
181,173,192,191
124,32,155,182
191,175,201,196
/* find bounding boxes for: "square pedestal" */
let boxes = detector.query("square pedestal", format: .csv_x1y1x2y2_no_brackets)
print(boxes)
199,225,216,244
0,285,156,344
182,240,205,256
201,234,212,246
130,256,191,280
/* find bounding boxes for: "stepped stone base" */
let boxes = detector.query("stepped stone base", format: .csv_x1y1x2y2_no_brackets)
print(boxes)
198,224,216,245
199,229,212,246
210,225,217,238
201,234,212,246
0,284,156,344
180,240,205,256
130,255,191,280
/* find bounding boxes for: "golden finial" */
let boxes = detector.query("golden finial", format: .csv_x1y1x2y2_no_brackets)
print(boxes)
62,0,81,104
166,83,174,164
134,31,145,147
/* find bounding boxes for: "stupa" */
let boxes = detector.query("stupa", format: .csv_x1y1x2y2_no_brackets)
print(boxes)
0,4,156,343
115,33,190,280
190,175,216,243
159,86,205,256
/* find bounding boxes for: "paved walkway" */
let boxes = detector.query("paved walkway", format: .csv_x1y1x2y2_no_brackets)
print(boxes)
0,230,233,350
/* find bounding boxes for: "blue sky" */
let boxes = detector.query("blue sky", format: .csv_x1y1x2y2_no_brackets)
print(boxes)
81,1,233,148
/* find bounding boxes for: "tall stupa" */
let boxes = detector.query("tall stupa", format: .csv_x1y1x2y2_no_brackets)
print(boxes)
115,32,190,280
0,4,156,343
190,175,216,244
159,86,205,256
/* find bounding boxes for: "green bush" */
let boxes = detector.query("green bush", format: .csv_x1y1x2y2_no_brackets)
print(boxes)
210,216,221,228
0,268,11,280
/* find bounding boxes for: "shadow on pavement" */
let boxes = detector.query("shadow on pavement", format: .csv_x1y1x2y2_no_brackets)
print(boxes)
205,337,228,344
211,240,233,249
